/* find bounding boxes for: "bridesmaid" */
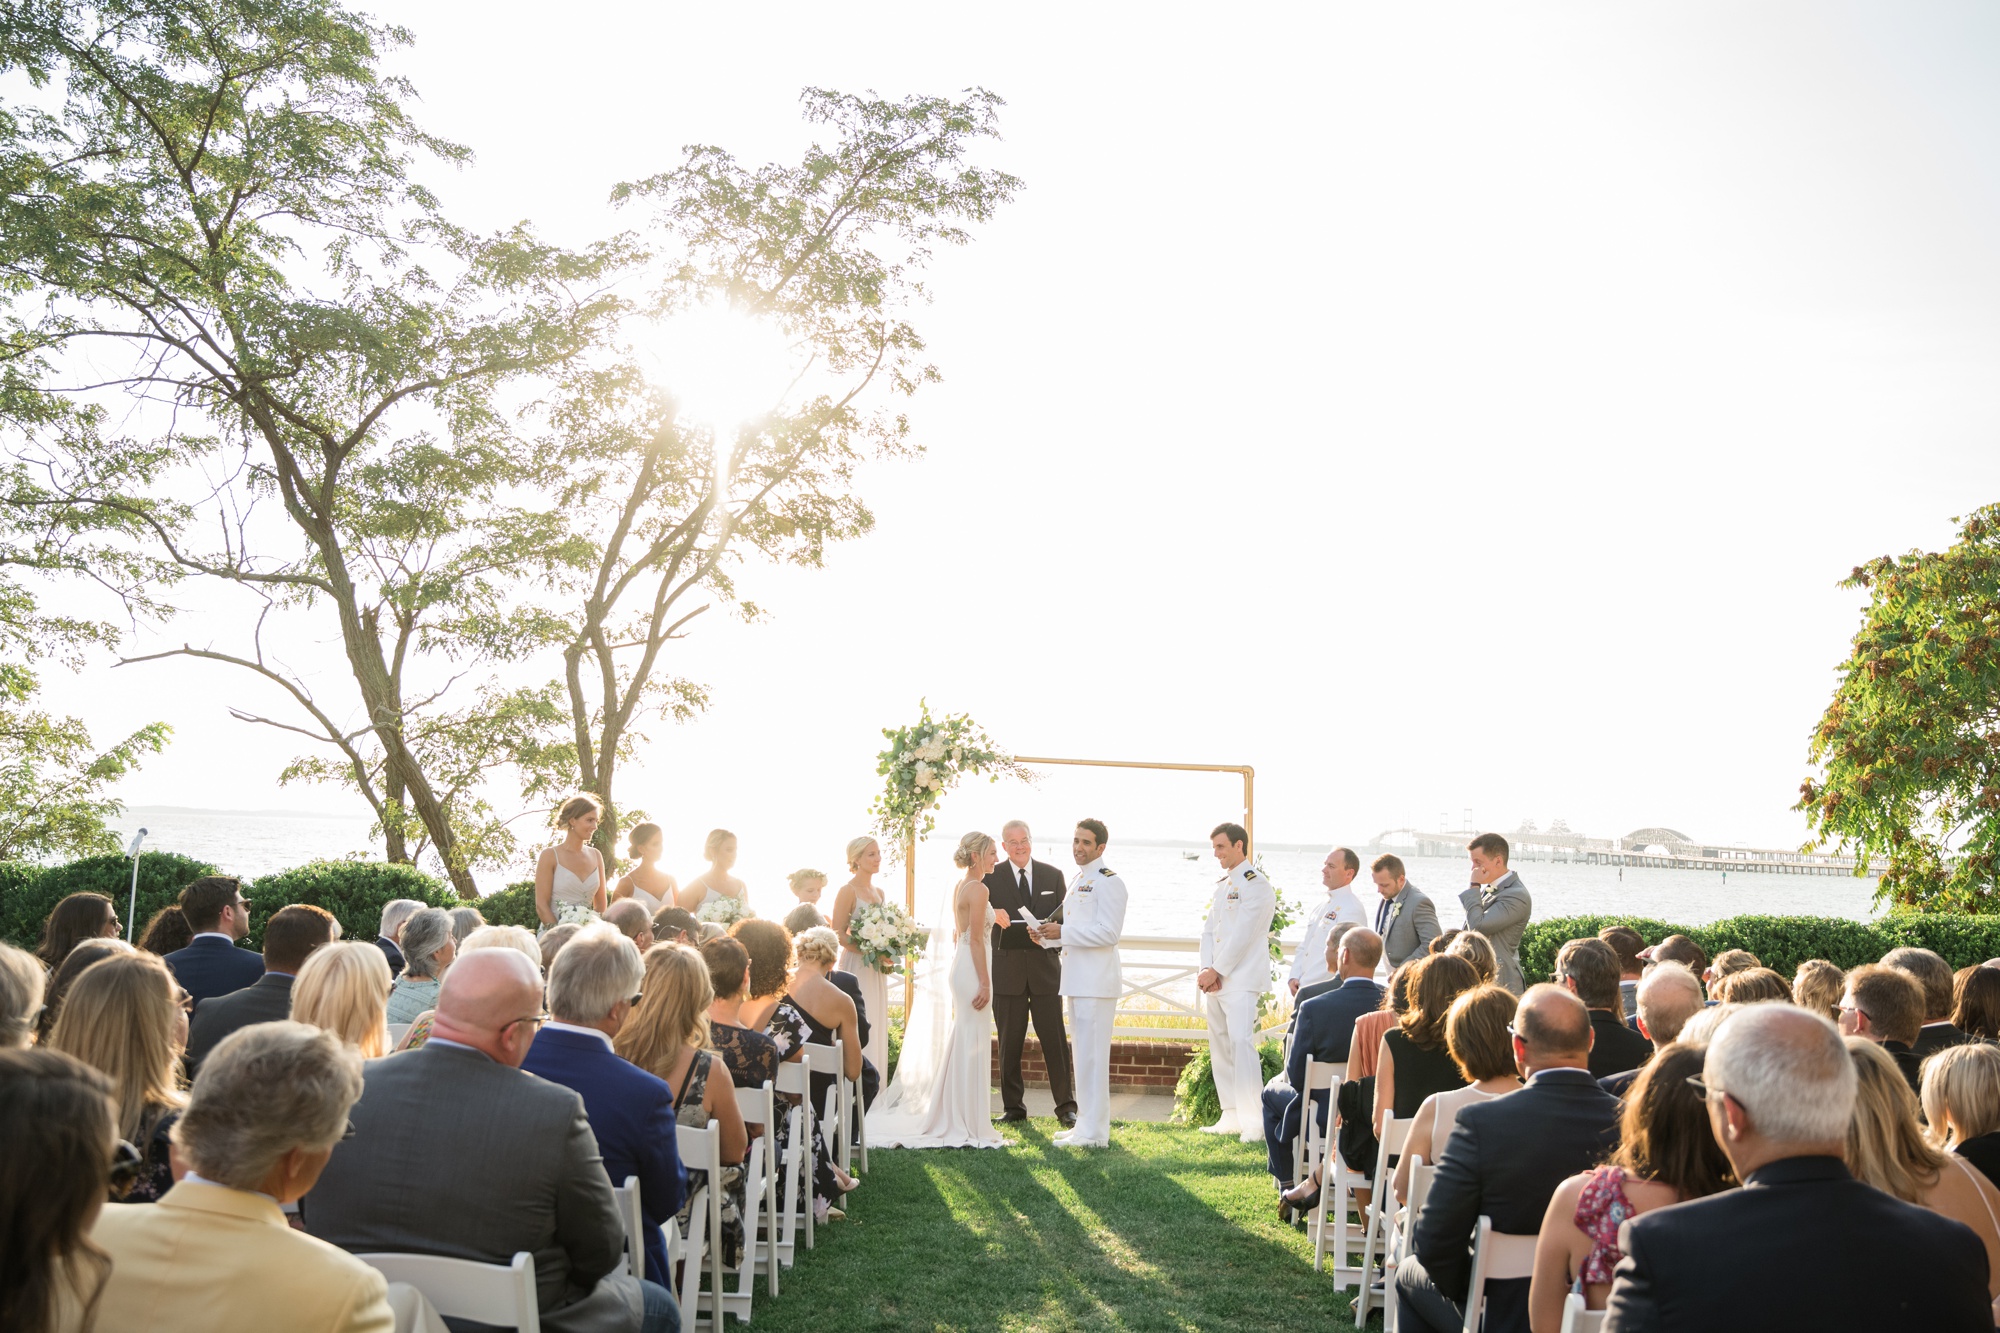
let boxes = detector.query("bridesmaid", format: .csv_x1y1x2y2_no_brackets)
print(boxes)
677,828,747,914
829,835,891,1075
534,794,608,929
612,822,679,916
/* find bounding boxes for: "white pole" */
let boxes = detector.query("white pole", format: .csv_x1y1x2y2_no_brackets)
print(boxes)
125,828,148,941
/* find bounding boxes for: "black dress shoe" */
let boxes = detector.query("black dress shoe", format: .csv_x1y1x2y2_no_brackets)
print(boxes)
996,1109,1028,1123
1057,1110,1077,1129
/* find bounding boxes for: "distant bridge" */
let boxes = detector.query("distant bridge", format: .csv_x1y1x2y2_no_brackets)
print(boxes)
1366,825,1862,877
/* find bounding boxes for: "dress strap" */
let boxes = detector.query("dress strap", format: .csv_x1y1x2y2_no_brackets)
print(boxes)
1952,1154,2000,1238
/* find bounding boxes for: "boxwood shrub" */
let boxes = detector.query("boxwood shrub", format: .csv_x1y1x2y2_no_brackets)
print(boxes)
1,852,217,950
477,880,542,931
1172,1036,1284,1126
244,860,458,950
1520,912,2000,985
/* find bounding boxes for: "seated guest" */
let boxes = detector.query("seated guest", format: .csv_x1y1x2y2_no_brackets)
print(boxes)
91,1023,393,1333
1375,954,1478,1134
161,877,261,1007
1603,1005,1991,1331
1674,1002,1738,1048
1597,925,1647,1020
1840,963,1927,1093
1390,983,1521,1207
1397,985,1621,1333
788,868,828,907
48,951,188,1203
1886,946,1976,1058
0,1048,124,1333
1555,938,1653,1080
523,925,687,1291
540,921,582,971
38,940,131,1044
1707,967,1791,1006
34,892,122,973
1791,958,1844,1022
773,927,864,1208
1704,949,1760,987
1528,1045,1730,1328
447,906,485,945
291,942,394,1058
702,937,782,1087
783,903,828,935
1266,927,1384,1190
0,941,45,1049
1349,962,1415,1082
460,924,545,969
372,898,423,979
1287,922,1360,1022
1445,930,1497,987
730,918,794,1030
184,904,339,1076
617,944,752,1275
1639,934,1708,984
308,949,667,1332
383,908,454,1025
1957,964,2000,1041
1925,1042,2000,1191
136,905,193,958
601,898,656,952
1845,1037,2000,1302
650,906,701,947
1602,962,1705,1099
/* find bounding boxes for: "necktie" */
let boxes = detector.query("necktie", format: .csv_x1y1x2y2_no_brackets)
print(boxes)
1018,867,1029,897
1375,897,1391,935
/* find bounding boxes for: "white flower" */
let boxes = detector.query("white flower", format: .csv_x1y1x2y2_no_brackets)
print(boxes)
950,747,963,764
914,761,934,787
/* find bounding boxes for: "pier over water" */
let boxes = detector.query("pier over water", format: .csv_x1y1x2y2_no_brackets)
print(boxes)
1369,824,1858,877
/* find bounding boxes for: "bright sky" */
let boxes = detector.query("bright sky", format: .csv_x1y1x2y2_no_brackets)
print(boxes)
43,1,2000,886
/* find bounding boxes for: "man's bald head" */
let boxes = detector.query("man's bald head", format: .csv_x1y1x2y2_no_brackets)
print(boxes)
1514,983,1593,1070
431,948,544,1066
1636,961,1706,1047
1338,928,1383,977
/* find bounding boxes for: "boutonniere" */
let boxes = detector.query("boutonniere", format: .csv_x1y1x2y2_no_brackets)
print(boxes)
1391,902,1405,921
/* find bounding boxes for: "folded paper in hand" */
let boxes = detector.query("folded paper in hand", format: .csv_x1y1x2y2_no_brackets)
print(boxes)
1014,906,1061,949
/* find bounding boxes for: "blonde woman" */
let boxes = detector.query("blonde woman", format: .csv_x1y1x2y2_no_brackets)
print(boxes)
678,828,747,914
535,794,608,929
291,942,394,1058
1924,1042,2000,1191
770,926,862,1214
1792,959,1844,1021
1444,930,1498,986
615,944,750,1267
459,924,543,970
1846,1037,2000,1302
829,835,891,1072
612,822,678,915
47,951,188,1202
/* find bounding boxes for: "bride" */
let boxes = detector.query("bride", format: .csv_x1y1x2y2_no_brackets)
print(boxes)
864,830,1014,1149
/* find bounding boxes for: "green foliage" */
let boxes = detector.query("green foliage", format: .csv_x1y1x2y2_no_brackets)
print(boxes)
1172,1037,1283,1126
0,668,169,861
477,880,542,930
1801,504,2000,911
1518,916,1701,987
871,701,1027,851
1,851,215,949
244,861,456,950
1522,911,2000,985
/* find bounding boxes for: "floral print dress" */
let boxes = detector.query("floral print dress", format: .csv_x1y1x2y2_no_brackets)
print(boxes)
767,998,842,1210
674,1049,746,1268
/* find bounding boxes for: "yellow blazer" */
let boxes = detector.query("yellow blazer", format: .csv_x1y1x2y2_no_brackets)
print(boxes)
92,1180,393,1333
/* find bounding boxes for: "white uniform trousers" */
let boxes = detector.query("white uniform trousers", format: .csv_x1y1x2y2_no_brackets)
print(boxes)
1205,989,1262,1130
1067,996,1117,1144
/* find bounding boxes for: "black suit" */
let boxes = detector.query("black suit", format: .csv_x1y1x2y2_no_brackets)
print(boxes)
1883,1038,1925,1095
1587,1009,1654,1081
374,935,406,980
829,970,880,1110
1603,1155,1991,1332
183,971,293,1077
1398,1069,1622,1333
1915,1021,1977,1060
161,935,265,1008
984,858,1075,1117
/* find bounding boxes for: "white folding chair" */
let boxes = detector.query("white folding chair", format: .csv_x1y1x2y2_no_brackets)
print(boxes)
674,1120,725,1328
386,1022,412,1047
611,1175,643,1278
1384,1155,1436,1333
1560,1292,1606,1333
847,1066,869,1174
355,1251,539,1333
691,1088,769,1325
734,1081,781,1298
1351,1114,1412,1326
1461,1215,1540,1333
773,1061,815,1257
1291,1057,1346,1187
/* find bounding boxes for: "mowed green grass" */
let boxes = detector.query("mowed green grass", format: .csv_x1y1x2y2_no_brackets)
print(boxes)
739,1119,1364,1332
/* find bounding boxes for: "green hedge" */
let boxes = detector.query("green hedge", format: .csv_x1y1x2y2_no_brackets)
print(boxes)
1,852,217,949
477,880,542,931
1173,1037,1284,1126
1520,912,2000,984
244,861,458,949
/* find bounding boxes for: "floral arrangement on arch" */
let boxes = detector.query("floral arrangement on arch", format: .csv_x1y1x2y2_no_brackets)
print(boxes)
870,700,1030,851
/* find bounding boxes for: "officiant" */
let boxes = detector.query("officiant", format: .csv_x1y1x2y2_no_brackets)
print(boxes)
987,819,1078,1127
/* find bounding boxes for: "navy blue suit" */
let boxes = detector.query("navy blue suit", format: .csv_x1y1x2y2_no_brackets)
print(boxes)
1262,976,1384,1182
523,1025,687,1288
162,935,265,1008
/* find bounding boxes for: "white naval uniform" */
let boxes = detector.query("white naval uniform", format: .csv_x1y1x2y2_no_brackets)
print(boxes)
1200,860,1276,1139
1055,857,1127,1146
1289,884,1369,990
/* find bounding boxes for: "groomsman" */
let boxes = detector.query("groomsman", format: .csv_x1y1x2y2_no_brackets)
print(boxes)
1461,833,1532,993
1290,847,1370,997
985,819,1077,1127
1372,854,1441,968
1034,818,1126,1149
1199,822,1276,1143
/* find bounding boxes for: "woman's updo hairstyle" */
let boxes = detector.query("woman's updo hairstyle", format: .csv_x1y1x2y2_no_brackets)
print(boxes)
557,793,603,829
704,828,736,859
627,822,662,857
846,836,878,870
953,831,995,869
795,926,841,969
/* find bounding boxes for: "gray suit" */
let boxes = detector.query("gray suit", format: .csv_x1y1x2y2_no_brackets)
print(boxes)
1376,885,1441,968
306,1042,642,1333
1460,870,1532,993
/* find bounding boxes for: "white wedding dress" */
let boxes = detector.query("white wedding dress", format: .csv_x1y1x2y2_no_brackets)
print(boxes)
864,885,1011,1149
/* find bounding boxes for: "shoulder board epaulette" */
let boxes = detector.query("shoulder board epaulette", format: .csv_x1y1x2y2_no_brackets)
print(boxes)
1244,868,1258,880
1100,866,1115,877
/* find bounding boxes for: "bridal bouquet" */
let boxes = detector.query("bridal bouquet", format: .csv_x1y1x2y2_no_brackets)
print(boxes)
871,700,1031,850
696,896,754,928
849,900,927,972
555,901,600,928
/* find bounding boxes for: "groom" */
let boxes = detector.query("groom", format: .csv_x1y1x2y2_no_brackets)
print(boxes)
986,819,1077,1127
1034,818,1127,1148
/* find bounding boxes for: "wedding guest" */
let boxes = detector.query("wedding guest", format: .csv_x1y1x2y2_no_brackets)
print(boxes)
1428,930,1462,955
535,795,609,928
1527,1045,1730,1329
1397,985,1622,1333
703,937,782,1086
1840,963,1927,1092
612,821,678,916
1704,948,1760,988
1461,833,1531,993
1602,962,1705,1098
1845,1037,2000,1302
1708,967,1792,1006
37,892,121,972
678,827,747,915
1924,1042,2000,1192
784,903,827,934
383,907,454,1025
602,898,656,951
731,918,793,1030
161,877,260,1006
651,906,701,947
184,904,339,1076
1886,946,1977,1058
1597,925,1647,1020
616,943,751,1276
1289,848,1369,997
1957,964,2000,1040
1791,958,1845,1021
1286,923,1359,1029
1603,1004,1991,1331
0,943,44,1049
1390,983,1522,1208
771,927,863,1211
1349,961,1416,1082
38,940,132,1043
1375,954,1478,1133
291,941,393,1058
459,924,544,970
829,835,892,1075
371,898,423,979
1445,930,1498,987
1268,927,1386,1192
0,1048,122,1333
523,925,687,1291
1674,1001,1739,1047
1555,938,1653,1080
136,905,192,958
48,951,188,1202
1640,934,1708,984
1370,854,1441,969
91,1023,392,1333
309,949,666,1333
539,921,582,971
447,905,485,945
788,868,827,906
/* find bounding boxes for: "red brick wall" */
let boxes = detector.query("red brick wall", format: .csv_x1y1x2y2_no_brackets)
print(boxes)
990,1036,1193,1093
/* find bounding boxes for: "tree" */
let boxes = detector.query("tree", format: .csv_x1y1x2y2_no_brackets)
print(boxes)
1800,503,2000,911
0,0,630,893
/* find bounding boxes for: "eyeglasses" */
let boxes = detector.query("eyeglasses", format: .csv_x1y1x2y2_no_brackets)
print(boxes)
341,1120,359,1141
108,1138,144,1192
629,993,643,1007
501,1013,551,1034
1685,1074,1730,1105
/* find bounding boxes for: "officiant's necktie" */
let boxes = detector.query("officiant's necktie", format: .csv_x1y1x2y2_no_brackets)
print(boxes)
1018,867,1029,897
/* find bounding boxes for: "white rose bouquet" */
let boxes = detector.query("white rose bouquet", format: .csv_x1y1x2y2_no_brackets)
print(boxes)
848,900,928,973
555,901,600,928
696,895,754,928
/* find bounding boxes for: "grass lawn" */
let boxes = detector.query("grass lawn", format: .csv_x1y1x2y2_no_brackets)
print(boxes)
738,1117,1364,1332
